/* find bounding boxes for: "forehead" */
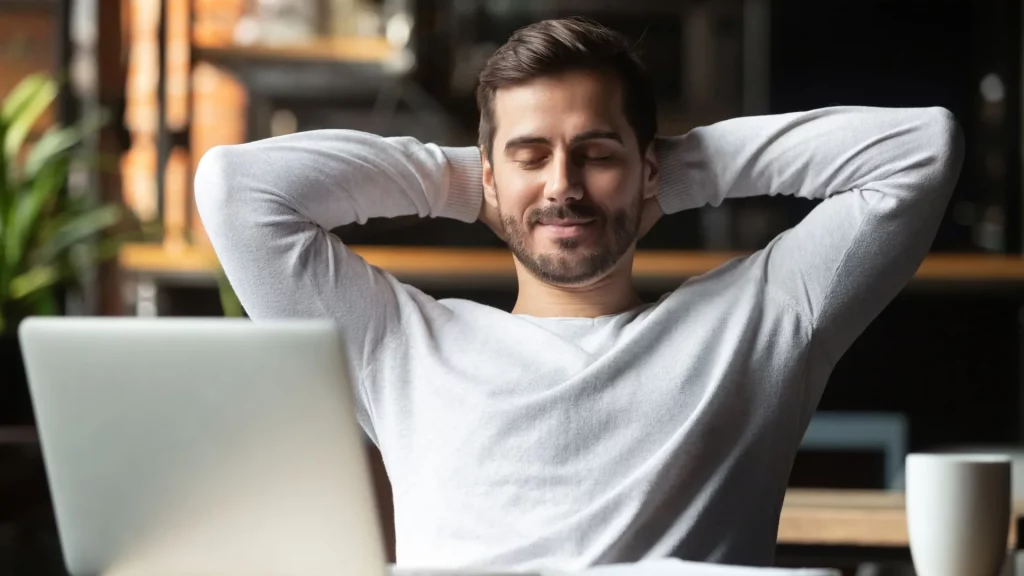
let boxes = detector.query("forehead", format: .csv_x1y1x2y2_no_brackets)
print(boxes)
491,70,635,147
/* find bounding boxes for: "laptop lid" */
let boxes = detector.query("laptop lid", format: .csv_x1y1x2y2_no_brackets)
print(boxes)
19,317,387,576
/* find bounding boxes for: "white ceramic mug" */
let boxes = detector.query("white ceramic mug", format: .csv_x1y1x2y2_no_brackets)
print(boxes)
906,453,1012,576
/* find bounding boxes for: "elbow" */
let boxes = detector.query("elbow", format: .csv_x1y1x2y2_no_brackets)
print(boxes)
194,145,238,207
923,106,965,187
194,144,248,233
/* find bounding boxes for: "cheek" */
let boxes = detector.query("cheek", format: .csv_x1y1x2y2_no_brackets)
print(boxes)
582,168,635,207
494,168,544,218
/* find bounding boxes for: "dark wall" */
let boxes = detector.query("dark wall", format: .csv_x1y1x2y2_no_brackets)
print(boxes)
767,0,1023,455
770,0,1021,253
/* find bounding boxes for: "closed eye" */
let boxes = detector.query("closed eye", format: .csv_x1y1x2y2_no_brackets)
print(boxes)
516,157,547,169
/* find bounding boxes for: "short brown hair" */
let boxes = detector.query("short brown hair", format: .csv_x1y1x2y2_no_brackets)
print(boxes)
476,18,657,158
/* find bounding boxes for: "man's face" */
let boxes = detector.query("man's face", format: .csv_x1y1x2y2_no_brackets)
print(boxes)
482,70,657,287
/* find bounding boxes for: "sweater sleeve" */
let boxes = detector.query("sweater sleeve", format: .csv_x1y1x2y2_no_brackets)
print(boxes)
194,129,483,376
655,106,964,364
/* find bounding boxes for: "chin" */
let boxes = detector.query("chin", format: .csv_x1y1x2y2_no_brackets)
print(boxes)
535,236,598,253
512,229,634,287
527,250,618,287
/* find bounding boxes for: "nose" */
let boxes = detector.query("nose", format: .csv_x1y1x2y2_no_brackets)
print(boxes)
544,152,583,205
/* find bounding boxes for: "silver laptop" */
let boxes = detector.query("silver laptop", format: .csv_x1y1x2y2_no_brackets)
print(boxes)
19,317,394,576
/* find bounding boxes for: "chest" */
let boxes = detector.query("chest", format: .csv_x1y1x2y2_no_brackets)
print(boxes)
368,295,809,482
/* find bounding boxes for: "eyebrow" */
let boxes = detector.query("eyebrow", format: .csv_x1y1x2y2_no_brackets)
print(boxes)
503,130,624,153
570,130,623,146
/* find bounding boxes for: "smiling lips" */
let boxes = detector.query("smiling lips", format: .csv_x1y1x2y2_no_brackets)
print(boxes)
536,217,597,238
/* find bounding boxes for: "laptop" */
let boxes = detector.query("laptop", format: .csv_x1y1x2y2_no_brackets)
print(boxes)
19,317,485,576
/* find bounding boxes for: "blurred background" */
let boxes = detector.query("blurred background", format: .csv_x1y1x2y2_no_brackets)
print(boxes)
1,0,1024,573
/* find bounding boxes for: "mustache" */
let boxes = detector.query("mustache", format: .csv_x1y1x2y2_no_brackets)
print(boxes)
527,203,604,226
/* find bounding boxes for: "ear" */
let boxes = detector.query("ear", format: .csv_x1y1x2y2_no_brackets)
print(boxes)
481,150,499,208
642,142,659,200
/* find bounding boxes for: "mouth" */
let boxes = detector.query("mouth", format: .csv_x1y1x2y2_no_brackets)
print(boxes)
536,218,597,238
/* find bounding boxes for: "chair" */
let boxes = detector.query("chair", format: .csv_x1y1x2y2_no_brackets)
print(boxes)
800,412,909,490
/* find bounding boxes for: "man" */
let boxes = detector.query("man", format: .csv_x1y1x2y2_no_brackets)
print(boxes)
196,18,962,571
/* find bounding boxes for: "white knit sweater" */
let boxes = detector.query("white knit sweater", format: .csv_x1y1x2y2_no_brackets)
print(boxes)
196,106,963,571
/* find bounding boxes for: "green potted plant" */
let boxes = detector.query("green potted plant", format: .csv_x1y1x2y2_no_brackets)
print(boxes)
0,73,123,424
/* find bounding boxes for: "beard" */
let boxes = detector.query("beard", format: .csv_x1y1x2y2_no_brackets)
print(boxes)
499,190,641,286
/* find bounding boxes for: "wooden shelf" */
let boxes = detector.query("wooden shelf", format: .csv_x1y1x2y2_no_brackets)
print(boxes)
118,243,1024,286
192,36,397,64
120,243,221,274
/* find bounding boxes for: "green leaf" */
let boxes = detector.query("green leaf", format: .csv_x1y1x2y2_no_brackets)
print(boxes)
91,236,124,261
62,235,122,282
4,159,67,274
24,109,107,178
9,264,60,299
2,74,57,163
0,74,127,332
0,127,9,244
0,123,7,211
0,73,50,125
34,203,121,263
26,288,59,315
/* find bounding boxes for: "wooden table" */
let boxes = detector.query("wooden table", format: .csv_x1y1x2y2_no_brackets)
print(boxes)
778,489,1021,548
779,489,910,548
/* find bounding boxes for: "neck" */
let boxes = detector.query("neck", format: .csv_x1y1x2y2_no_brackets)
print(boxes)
511,250,642,318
